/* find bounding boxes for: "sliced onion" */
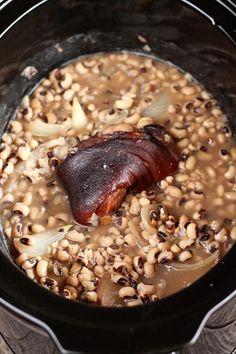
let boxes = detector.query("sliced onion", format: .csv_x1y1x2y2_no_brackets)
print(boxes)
97,275,122,307
140,204,157,234
142,91,172,119
72,97,88,130
27,119,70,137
169,251,219,271
128,220,147,248
14,225,73,257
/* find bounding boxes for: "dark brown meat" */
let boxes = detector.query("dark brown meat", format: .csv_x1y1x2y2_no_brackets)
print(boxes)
57,125,179,225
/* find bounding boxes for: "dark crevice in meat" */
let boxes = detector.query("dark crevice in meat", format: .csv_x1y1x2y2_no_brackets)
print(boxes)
57,125,179,225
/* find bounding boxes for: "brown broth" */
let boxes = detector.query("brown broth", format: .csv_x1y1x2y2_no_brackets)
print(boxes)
0,52,235,306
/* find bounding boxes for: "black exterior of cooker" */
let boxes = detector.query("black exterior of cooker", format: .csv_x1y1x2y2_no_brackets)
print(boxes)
0,1,236,353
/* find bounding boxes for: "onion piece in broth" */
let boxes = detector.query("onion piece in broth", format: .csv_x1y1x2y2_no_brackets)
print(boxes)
13,225,73,257
140,204,157,234
142,91,172,119
169,251,220,271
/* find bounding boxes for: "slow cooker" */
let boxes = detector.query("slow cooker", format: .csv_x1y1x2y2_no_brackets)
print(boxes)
0,0,236,353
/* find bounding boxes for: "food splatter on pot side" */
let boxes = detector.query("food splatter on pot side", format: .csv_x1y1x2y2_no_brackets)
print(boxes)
0,53,235,306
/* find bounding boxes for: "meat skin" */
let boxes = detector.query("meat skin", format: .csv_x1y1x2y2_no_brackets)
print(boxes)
57,125,178,225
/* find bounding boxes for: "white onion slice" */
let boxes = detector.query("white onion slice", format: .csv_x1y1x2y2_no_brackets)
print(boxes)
169,251,219,271
27,119,70,136
97,275,122,307
14,225,73,257
72,97,88,130
142,91,172,119
128,220,147,248
140,204,157,234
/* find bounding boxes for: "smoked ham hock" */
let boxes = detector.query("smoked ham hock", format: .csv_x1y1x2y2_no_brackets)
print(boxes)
57,125,178,225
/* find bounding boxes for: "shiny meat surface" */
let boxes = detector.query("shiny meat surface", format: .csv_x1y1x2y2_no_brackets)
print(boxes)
57,125,178,225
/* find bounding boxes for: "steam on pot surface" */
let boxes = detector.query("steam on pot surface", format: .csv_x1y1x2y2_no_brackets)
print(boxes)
0,52,235,307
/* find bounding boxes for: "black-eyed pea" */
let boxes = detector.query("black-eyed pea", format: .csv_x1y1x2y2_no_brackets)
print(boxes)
26,268,35,280
20,236,35,246
60,72,73,89
119,286,136,298
158,180,169,190
178,238,194,250
166,186,182,199
230,226,236,241
207,241,220,254
15,252,28,266
133,256,145,275
102,123,133,134
111,274,128,286
62,285,78,300
130,196,140,215
17,145,31,161
182,86,195,95
175,173,188,183
13,202,30,216
99,235,113,247
139,197,150,207
158,240,171,252
107,245,121,255
86,291,98,303
75,62,88,75
29,206,39,221
69,262,82,275
115,98,133,110
178,250,192,262
225,192,236,201
67,230,85,243
157,204,168,221
94,265,105,277
157,251,173,264
137,282,155,295
146,247,159,264
124,233,136,247
57,250,70,262
113,261,132,274
121,255,133,265
82,280,96,291
3,162,14,175
2,193,14,203
0,144,11,160
55,212,70,223
58,239,69,249
210,219,223,233
118,217,128,231
108,226,120,236
124,113,140,125
127,299,142,307
144,262,155,278
225,165,236,180
12,223,23,237
31,224,45,233
214,227,228,243
185,155,197,170
165,215,176,233
10,120,23,134
36,260,48,277
170,244,181,254
186,223,197,239
80,266,94,276
22,192,33,206
22,258,37,270
66,274,79,287
47,216,56,228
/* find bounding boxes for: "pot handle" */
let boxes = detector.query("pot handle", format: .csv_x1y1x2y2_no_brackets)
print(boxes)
0,0,46,38
182,0,236,44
